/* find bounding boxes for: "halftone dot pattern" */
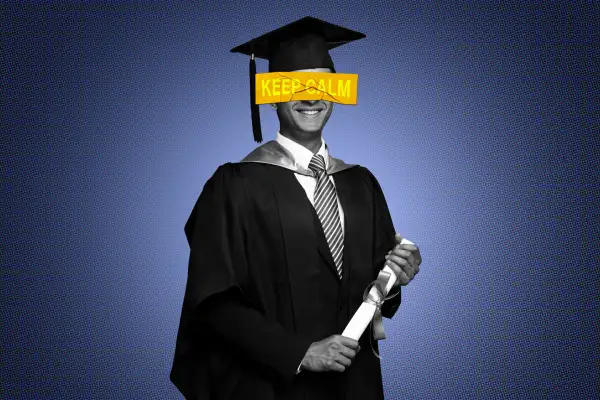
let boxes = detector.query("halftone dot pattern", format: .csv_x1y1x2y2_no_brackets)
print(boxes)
2,1,598,399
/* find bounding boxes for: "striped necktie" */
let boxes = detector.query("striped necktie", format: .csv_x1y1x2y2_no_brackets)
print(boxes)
308,154,344,280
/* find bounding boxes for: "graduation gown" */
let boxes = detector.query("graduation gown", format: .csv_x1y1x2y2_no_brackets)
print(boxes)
170,141,401,400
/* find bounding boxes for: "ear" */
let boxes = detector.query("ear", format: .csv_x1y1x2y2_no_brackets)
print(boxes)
270,103,278,111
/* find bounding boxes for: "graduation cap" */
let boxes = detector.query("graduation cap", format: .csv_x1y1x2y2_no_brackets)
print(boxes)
231,16,366,142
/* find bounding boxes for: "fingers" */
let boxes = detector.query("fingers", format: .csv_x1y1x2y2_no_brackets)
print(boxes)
327,360,346,372
397,243,418,253
388,249,416,271
393,232,421,266
396,244,422,266
386,253,415,276
334,354,352,367
329,348,354,372
385,260,411,285
388,245,422,274
339,346,357,359
337,335,360,350
322,335,363,373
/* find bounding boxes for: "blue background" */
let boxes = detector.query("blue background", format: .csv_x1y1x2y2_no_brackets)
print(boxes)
2,1,598,399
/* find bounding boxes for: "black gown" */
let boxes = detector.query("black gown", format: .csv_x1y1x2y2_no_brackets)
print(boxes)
170,141,401,400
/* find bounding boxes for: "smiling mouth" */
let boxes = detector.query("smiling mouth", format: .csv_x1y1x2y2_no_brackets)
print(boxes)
296,109,324,116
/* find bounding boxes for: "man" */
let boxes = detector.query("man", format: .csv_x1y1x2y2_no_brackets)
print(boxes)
170,17,422,400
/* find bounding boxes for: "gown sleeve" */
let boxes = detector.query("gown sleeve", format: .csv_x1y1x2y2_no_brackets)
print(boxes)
171,163,311,399
197,288,311,382
182,163,248,309
362,167,402,319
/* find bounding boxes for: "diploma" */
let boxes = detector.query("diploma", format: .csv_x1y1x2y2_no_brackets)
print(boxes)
342,238,414,341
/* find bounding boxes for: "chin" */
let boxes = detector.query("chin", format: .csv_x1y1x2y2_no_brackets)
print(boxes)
293,125,325,136
292,116,327,133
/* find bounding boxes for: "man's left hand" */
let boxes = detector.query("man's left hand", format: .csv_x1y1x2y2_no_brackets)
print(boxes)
384,233,422,288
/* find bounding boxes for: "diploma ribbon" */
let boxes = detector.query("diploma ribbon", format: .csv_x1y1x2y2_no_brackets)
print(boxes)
362,269,400,359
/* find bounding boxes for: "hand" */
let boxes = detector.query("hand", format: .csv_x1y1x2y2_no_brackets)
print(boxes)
385,233,422,287
300,335,360,373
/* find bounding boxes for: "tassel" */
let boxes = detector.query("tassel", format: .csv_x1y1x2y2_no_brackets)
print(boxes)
249,53,262,143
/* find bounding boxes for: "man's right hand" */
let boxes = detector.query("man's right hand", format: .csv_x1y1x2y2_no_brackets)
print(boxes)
300,335,360,373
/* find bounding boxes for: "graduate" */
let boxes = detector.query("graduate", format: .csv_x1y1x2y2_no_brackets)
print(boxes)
170,16,422,400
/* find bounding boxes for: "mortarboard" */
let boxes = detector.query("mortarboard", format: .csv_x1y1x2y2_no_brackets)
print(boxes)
231,16,366,142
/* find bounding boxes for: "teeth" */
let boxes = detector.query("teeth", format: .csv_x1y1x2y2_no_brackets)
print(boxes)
298,110,320,115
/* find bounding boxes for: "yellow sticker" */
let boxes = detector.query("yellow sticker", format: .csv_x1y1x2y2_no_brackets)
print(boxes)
255,72,358,105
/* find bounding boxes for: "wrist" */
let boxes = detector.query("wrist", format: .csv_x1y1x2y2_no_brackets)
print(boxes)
297,349,312,374
296,356,307,374
295,351,306,375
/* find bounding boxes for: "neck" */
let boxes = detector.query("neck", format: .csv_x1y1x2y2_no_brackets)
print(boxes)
279,129,322,154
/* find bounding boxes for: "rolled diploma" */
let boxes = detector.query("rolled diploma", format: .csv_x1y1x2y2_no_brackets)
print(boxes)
342,238,414,341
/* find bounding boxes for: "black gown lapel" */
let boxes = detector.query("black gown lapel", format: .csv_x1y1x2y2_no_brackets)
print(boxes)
265,167,335,334
268,165,341,281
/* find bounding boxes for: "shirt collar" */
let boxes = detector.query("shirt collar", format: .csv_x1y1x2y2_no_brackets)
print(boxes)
276,131,329,170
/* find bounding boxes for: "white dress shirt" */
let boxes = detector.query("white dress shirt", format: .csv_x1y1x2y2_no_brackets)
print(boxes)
276,132,345,236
